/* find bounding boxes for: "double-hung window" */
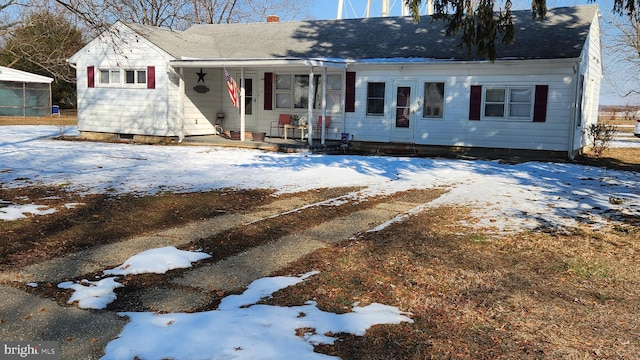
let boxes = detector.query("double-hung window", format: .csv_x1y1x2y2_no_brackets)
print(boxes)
276,74,310,109
484,87,533,120
98,68,147,87
274,73,343,111
125,69,147,85
275,74,293,108
366,82,385,116
323,74,342,112
99,69,121,86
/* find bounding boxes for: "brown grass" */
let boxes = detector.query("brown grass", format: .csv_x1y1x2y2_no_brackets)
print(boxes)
0,112,77,126
274,208,640,359
1,117,640,358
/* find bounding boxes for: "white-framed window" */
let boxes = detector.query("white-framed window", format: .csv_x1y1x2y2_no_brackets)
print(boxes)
322,74,342,112
275,74,293,108
274,73,343,111
125,69,147,85
484,86,533,120
275,74,309,109
99,69,121,86
366,82,385,116
98,68,146,87
423,82,445,119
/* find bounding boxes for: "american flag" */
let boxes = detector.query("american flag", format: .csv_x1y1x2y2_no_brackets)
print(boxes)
224,68,239,108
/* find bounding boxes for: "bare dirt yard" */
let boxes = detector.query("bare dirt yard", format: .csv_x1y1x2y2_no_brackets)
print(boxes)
1,116,639,359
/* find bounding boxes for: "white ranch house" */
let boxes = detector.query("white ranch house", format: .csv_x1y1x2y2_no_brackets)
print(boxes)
68,5,602,158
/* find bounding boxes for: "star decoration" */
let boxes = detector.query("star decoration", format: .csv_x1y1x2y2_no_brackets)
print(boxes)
196,68,206,83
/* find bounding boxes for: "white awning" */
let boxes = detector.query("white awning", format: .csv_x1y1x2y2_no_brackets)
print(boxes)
0,66,53,83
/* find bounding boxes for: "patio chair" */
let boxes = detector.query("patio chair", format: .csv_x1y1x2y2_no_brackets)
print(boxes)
317,116,331,135
270,114,292,137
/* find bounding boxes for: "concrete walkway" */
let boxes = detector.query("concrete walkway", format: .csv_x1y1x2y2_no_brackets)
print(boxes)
0,191,434,359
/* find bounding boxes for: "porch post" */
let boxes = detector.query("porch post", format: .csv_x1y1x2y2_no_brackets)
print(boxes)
178,67,185,142
341,67,346,138
321,66,327,145
240,67,246,141
307,68,314,145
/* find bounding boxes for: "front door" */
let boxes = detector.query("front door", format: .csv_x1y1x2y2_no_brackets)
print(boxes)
390,80,416,143
237,73,257,129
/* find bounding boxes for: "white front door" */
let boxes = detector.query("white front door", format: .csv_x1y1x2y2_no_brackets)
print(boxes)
390,80,417,143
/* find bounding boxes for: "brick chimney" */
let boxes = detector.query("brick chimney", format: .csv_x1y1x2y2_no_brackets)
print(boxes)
266,15,279,23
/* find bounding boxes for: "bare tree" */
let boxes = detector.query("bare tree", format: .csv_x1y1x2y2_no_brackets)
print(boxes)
604,11,640,99
0,0,22,38
0,9,84,105
226,0,311,23
53,0,311,33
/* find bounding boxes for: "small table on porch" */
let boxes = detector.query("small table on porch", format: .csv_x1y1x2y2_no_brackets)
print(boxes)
283,124,308,140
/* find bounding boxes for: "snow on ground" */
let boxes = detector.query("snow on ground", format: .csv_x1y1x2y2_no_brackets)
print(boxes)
58,246,212,309
1,126,638,232
58,246,413,360
2,126,639,359
0,203,56,220
102,271,413,360
103,246,211,276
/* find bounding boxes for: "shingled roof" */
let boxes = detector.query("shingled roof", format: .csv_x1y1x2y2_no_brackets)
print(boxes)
127,5,598,62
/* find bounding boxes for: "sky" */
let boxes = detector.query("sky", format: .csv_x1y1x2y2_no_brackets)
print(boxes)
1,125,639,359
310,0,639,106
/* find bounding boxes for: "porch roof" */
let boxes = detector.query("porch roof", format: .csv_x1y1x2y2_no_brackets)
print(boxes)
170,57,348,69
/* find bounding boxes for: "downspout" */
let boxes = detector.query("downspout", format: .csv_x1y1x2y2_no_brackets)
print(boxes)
48,81,52,118
568,60,581,160
68,62,78,126
22,82,26,117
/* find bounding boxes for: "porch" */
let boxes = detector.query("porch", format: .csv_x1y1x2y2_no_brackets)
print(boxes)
181,133,342,154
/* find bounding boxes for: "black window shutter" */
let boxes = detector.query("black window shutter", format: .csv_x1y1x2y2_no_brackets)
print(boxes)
533,85,549,122
87,66,95,88
147,66,155,89
345,72,356,113
264,72,273,110
469,85,482,120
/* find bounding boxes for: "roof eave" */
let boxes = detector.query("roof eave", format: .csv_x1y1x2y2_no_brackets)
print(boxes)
170,58,348,69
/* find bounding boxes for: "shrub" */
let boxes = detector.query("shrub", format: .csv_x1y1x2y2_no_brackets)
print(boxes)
586,123,617,157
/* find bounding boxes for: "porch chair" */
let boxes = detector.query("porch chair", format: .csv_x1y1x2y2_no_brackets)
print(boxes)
270,114,292,137
316,116,331,137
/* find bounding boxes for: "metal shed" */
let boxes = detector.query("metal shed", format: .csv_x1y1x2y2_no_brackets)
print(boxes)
0,66,53,116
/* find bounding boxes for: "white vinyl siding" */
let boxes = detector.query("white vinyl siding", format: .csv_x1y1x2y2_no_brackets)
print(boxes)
181,68,223,135
73,22,181,137
343,61,580,151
